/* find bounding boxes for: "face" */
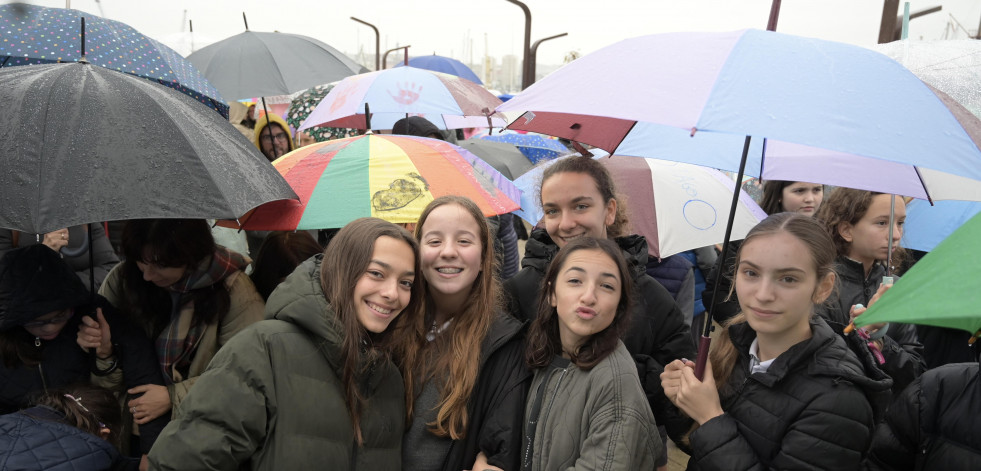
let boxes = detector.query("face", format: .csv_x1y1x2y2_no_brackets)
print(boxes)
22,308,74,341
840,194,906,266
136,256,187,288
353,236,416,334
781,182,824,216
297,131,316,148
540,171,616,248
549,248,622,353
419,204,483,300
259,123,290,162
735,232,833,339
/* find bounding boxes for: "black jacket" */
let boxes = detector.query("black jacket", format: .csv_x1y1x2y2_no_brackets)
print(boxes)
442,314,531,471
502,229,695,443
687,317,894,470
865,362,981,471
816,257,926,394
702,240,743,326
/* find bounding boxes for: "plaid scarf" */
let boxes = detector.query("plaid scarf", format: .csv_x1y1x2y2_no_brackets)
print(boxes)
155,247,249,384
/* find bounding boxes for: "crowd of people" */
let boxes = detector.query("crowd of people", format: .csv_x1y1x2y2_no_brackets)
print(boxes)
1,107,977,471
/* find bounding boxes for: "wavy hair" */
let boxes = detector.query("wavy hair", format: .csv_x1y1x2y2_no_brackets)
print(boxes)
814,188,906,270
526,237,634,370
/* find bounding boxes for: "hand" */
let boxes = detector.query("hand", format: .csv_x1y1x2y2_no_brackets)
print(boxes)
467,452,503,471
127,384,172,424
139,455,149,471
660,359,695,404
77,308,113,359
41,228,70,252
850,283,892,334
674,358,724,425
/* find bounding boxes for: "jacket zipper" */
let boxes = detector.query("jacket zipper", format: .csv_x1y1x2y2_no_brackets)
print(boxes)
35,337,48,393
523,366,569,470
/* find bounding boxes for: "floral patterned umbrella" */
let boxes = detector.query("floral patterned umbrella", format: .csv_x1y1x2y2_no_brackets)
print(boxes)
286,83,359,143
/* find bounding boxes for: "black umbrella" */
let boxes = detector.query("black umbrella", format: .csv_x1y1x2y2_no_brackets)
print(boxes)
187,30,367,101
0,61,297,235
458,139,535,180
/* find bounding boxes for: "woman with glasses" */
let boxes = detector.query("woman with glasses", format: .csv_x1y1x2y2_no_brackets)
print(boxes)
0,245,168,463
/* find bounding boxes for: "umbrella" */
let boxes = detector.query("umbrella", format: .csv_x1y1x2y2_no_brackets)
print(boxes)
854,211,981,340
457,139,534,180
513,154,767,259
285,83,359,143
299,66,506,131
0,3,228,117
228,134,521,230
0,62,296,234
395,54,483,85
902,199,981,252
187,30,366,101
481,132,568,164
873,39,981,118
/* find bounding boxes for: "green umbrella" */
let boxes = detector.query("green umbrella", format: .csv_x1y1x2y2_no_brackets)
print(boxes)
854,211,981,341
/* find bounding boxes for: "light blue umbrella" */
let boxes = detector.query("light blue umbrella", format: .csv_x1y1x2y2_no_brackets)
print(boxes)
903,199,981,252
481,132,569,164
395,54,483,85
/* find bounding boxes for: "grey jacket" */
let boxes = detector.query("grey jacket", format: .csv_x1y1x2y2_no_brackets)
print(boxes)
522,341,662,471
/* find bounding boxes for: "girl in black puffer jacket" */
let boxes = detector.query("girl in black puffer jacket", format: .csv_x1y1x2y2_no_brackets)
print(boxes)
662,213,892,470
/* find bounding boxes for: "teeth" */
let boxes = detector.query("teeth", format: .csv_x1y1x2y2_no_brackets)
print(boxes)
368,302,392,314
437,268,463,274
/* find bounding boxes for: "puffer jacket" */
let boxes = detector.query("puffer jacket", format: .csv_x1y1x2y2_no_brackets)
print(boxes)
503,229,695,443
522,341,662,471
865,362,981,471
0,406,138,471
687,317,893,470
817,256,926,394
147,255,404,470
0,224,119,291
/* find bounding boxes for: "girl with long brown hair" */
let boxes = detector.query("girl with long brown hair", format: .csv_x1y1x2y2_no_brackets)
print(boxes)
395,196,530,471
148,218,422,470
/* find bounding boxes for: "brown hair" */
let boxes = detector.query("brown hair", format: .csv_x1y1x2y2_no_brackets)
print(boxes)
392,196,500,440
319,217,422,446
709,213,837,388
814,188,906,270
30,384,122,447
250,231,323,301
525,237,634,370
760,181,826,215
539,156,629,238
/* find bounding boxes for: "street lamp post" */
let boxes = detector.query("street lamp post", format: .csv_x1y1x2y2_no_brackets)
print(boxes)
505,0,533,89
527,33,567,83
382,45,411,69
351,17,380,71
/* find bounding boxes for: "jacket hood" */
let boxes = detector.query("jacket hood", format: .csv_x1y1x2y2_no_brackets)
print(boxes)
252,112,295,152
264,254,344,363
520,228,651,280
480,313,525,365
0,245,91,331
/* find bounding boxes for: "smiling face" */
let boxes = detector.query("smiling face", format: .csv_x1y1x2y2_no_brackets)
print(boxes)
781,182,824,216
352,236,416,334
549,248,622,355
540,171,617,248
839,194,906,267
419,203,483,304
735,232,833,341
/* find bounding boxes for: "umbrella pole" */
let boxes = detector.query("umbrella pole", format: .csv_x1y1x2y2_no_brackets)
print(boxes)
695,135,753,381
886,194,896,277
261,97,275,147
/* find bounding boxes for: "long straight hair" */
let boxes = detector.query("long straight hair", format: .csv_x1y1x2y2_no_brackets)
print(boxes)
393,196,500,440
525,237,634,370
319,218,422,446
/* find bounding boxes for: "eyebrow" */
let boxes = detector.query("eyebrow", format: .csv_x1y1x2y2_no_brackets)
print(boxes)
370,259,415,278
737,260,806,274
542,195,596,207
563,266,620,281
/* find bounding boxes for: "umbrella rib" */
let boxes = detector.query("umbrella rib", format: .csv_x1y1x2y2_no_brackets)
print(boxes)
912,166,935,206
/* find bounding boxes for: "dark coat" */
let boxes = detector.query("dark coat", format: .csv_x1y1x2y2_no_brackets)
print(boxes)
0,224,119,291
865,362,981,471
0,406,138,471
687,317,893,470
503,229,695,444
702,239,742,326
441,314,531,471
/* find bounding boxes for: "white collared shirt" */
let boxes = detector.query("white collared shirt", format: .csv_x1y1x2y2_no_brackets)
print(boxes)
748,338,775,375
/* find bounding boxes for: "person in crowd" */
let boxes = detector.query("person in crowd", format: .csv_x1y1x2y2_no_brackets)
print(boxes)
864,356,981,470
98,219,264,435
249,230,323,301
393,116,444,140
661,213,892,469
503,155,693,468
646,254,695,326
394,196,530,471
0,244,168,461
522,237,661,470
815,188,925,394
679,246,717,349
148,218,421,470
0,384,137,471
253,113,294,162
0,223,119,290
703,180,824,326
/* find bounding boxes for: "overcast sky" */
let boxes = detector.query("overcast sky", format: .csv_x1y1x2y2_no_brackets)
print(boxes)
13,0,981,66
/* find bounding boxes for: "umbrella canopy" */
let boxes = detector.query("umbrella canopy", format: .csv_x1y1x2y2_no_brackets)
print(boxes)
499,30,981,190
514,154,766,259
395,54,483,85
480,132,568,164
299,66,506,131
187,30,366,101
873,39,981,118
0,62,296,234
0,2,228,117
902,199,981,252
285,83,359,143
232,134,521,230
457,139,534,180
855,211,981,337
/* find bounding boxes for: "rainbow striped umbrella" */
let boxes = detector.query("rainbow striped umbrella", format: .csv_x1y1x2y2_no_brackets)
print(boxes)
237,134,521,230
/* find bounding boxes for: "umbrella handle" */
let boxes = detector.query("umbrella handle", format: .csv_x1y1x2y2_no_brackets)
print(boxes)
694,336,712,381
59,228,90,258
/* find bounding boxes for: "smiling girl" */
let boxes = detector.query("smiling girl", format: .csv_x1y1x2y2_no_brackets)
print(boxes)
522,237,660,471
